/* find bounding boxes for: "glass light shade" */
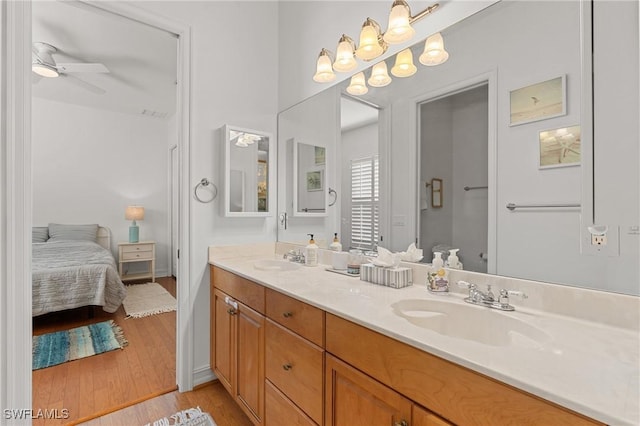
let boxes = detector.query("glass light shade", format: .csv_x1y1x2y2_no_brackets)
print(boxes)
313,50,336,83
383,1,415,44
391,48,417,77
368,61,392,87
125,206,145,221
32,62,59,78
333,36,357,72
346,72,369,96
356,22,384,61
419,32,449,66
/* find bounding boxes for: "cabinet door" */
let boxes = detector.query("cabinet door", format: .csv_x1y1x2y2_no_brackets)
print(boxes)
325,354,411,426
236,301,265,424
413,404,453,426
212,288,235,394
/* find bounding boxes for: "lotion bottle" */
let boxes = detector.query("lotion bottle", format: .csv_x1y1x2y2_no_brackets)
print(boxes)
305,234,319,266
428,252,449,292
329,233,342,251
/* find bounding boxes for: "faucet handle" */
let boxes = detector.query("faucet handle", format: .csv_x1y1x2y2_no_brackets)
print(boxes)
457,280,475,290
498,289,528,309
504,289,528,300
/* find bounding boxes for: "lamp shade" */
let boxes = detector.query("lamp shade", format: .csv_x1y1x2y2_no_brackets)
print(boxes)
368,61,392,87
346,72,368,95
356,19,385,61
333,35,357,72
383,0,415,44
419,32,449,66
125,206,145,221
313,49,336,83
391,48,417,77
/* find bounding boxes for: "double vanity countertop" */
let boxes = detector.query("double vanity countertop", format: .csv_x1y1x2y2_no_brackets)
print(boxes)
209,243,639,426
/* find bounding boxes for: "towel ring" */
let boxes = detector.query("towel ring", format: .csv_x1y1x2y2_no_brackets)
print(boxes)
194,178,218,203
328,187,337,207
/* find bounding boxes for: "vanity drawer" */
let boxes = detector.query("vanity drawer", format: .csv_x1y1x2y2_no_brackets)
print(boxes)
212,266,265,314
265,319,324,424
266,288,324,347
265,379,317,426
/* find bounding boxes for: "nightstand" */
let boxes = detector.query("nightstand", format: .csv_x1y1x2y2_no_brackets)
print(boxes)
118,241,156,283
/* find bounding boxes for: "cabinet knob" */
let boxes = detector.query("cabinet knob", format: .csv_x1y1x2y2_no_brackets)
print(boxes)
282,311,293,318
227,308,237,315
394,420,408,426
282,363,293,371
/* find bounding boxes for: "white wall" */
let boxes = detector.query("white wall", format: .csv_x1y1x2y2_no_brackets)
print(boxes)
32,98,171,276
135,0,280,381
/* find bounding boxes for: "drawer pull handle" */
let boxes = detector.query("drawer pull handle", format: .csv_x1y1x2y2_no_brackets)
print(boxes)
282,312,293,318
282,363,293,371
394,421,408,426
227,308,237,315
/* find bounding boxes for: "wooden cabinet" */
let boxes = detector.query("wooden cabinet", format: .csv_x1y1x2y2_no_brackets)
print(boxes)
264,288,325,426
325,354,411,426
265,374,317,426
211,267,266,425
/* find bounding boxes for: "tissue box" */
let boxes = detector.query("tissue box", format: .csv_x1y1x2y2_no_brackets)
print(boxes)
360,264,413,289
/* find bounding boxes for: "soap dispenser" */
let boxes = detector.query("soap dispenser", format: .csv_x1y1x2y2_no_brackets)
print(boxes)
428,251,449,292
446,249,463,270
305,234,319,266
329,233,342,252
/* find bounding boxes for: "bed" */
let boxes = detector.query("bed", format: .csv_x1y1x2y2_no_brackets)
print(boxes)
32,224,127,317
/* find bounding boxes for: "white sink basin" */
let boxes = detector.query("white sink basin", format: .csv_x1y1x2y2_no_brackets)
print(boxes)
391,299,550,347
254,259,301,272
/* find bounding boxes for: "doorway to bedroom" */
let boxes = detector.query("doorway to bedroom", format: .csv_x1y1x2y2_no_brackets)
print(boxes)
31,1,180,423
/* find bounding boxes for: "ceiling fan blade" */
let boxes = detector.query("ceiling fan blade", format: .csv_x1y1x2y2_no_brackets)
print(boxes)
56,63,109,74
60,73,106,95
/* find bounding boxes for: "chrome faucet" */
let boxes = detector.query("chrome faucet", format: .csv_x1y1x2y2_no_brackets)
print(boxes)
458,281,528,311
283,249,305,264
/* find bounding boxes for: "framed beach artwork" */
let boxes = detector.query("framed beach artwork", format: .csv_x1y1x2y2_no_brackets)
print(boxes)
510,75,566,126
539,125,581,169
306,170,323,191
314,146,326,165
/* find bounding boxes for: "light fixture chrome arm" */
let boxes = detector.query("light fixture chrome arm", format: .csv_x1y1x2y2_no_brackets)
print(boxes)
409,3,439,23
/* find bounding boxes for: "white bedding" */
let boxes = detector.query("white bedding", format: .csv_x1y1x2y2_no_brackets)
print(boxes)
32,240,127,316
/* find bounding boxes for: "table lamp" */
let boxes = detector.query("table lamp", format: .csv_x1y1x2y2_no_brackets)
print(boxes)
125,206,145,243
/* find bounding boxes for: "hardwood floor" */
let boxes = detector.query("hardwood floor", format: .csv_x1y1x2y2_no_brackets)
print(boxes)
77,382,253,426
32,277,177,426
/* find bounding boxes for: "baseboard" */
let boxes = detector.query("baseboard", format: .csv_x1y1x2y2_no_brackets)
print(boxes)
193,364,216,387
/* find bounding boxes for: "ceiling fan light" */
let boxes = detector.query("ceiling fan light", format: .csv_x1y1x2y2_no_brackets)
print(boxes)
346,72,368,96
32,62,59,78
333,35,357,72
368,61,392,87
419,32,449,66
383,0,415,44
391,48,417,77
313,49,336,83
356,18,385,61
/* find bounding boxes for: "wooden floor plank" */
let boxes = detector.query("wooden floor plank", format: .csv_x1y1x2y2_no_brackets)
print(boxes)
32,277,177,425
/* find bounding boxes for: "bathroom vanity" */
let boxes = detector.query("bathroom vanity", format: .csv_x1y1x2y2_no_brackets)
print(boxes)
209,244,639,426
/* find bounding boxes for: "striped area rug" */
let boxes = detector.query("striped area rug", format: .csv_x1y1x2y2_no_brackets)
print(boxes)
32,320,128,370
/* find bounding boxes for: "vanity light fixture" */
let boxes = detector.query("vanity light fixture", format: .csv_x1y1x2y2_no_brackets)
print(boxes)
368,61,392,87
383,0,415,44
391,48,417,77
346,72,369,95
419,32,449,66
313,48,336,83
333,35,357,72
355,18,387,61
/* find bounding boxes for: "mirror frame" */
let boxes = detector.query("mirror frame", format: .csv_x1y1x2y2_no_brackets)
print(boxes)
292,138,328,217
222,124,274,218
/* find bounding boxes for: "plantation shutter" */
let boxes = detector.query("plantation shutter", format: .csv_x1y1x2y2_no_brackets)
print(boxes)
351,155,379,250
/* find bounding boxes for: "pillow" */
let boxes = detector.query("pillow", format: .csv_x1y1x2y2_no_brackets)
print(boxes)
32,227,49,243
48,223,98,243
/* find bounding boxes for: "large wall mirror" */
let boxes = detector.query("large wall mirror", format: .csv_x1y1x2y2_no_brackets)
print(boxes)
222,125,273,217
275,1,640,297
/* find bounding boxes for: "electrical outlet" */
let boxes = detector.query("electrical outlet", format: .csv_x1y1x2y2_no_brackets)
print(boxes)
591,234,607,246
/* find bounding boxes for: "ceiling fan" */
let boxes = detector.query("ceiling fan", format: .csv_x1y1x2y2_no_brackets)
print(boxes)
32,42,109,94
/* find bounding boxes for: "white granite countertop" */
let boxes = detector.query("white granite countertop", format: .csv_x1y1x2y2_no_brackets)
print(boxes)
209,244,639,426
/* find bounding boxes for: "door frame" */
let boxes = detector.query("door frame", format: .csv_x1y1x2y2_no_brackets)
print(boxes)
411,71,497,274
1,1,194,417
